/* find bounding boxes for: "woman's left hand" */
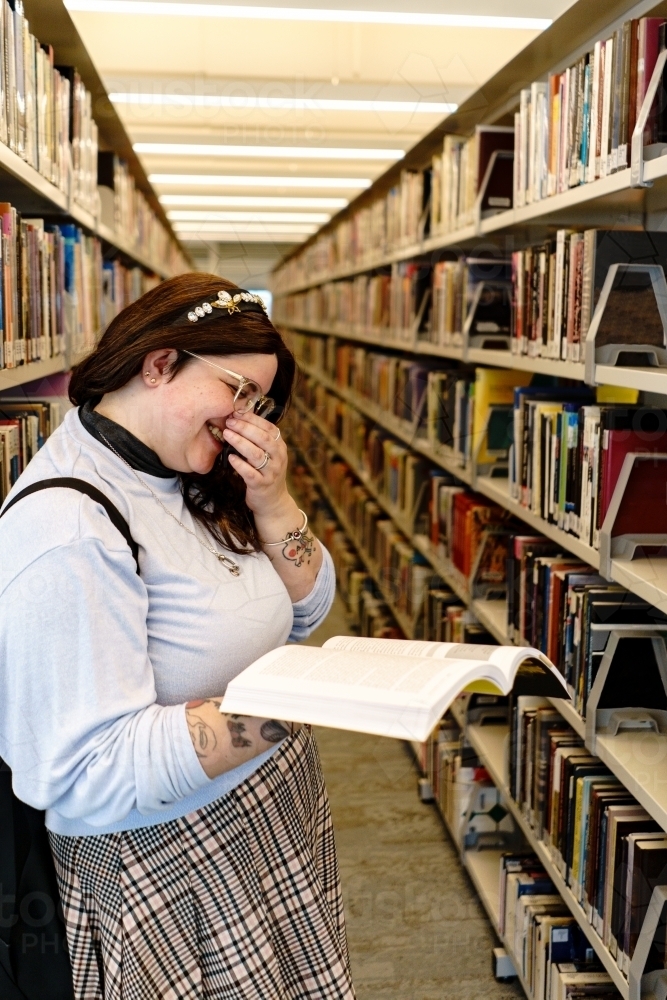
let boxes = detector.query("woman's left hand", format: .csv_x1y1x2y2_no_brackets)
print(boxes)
222,410,290,517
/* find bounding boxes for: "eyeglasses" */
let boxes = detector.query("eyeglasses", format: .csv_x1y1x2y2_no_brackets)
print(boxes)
182,350,276,418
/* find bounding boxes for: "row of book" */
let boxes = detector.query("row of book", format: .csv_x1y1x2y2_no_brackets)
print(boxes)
511,700,667,976
289,331,666,564
276,227,667,361
0,202,160,370
514,16,667,208
415,714,623,1000
97,153,185,275
500,851,621,1000
506,536,667,718
274,124,517,289
0,0,97,213
0,396,68,502
297,368,516,595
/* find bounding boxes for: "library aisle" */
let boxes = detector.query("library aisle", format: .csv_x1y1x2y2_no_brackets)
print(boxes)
303,599,522,1000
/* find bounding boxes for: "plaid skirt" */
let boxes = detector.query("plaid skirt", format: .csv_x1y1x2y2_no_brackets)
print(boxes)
49,728,355,1000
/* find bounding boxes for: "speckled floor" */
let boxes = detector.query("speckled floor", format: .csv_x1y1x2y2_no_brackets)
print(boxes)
302,595,524,1000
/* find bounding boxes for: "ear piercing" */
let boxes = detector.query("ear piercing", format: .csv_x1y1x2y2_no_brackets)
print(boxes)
145,371,157,383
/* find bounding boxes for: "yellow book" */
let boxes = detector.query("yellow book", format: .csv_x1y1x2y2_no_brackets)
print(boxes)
471,367,532,467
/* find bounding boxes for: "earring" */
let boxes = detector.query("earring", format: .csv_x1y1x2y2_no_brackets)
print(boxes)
150,378,157,384
144,371,151,376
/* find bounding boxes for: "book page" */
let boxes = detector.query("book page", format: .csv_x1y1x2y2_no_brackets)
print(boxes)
228,644,484,700
323,635,549,671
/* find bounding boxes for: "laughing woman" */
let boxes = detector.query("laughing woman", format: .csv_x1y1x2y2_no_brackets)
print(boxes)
0,275,355,1000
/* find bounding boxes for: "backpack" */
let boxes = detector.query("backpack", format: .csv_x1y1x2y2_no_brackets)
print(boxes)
0,478,139,1000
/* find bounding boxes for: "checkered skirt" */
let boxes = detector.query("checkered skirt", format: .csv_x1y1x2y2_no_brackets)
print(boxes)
49,728,355,1000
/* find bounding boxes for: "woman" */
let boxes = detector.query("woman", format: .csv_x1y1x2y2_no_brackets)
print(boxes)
0,274,355,1000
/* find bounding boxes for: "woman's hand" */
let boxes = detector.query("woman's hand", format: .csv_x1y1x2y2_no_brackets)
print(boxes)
221,410,323,600
222,410,290,518
185,697,301,779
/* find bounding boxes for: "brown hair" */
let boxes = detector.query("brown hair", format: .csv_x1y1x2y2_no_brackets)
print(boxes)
69,273,296,554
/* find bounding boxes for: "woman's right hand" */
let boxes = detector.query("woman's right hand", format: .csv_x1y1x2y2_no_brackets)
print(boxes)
185,698,300,779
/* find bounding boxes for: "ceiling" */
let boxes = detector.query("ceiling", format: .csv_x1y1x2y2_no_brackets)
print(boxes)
67,0,577,287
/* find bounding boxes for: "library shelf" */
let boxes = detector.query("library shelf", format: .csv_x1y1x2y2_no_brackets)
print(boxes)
96,222,173,281
607,555,667,618
470,598,510,646
273,160,662,300
294,397,516,644
594,731,667,833
466,722,630,998
549,697,587,740
474,476,601,570
463,847,502,931
291,426,417,639
0,356,76,391
296,358,474,484
285,321,587,380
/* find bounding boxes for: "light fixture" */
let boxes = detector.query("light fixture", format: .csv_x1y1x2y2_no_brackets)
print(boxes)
65,1,552,30
160,194,348,208
135,142,405,160
111,93,457,113
167,210,331,222
149,174,371,189
171,221,319,234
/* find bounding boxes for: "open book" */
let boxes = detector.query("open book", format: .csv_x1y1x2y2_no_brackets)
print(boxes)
221,637,569,742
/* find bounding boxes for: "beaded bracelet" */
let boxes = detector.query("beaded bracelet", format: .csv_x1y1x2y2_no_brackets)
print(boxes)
262,509,309,546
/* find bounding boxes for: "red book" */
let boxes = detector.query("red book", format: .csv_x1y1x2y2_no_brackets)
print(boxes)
598,408,667,528
636,17,665,143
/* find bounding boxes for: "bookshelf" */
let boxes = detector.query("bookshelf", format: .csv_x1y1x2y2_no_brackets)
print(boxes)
277,0,667,995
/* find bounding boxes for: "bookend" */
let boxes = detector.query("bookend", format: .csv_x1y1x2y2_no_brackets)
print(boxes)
469,527,511,601
462,279,512,352
471,404,514,483
463,781,519,850
599,453,667,579
585,631,667,754
584,264,667,384
473,148,514,223
628,885,667,1000
631,47,667,188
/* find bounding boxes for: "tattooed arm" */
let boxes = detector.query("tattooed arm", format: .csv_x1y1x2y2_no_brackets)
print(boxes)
185,698,298,779
254,493,324,602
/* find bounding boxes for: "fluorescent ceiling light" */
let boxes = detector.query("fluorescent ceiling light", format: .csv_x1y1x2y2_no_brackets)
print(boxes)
171,221,319,234
135,142,404,160
150,174,371,189
111,92,456,113
160,194,347,208
65,1,551,29
178,231,310,243
167,210,331,222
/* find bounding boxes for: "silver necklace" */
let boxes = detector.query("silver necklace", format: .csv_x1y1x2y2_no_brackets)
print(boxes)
99,432,241,576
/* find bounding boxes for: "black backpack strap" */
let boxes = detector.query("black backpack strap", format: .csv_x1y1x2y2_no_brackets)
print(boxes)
0,477,139,573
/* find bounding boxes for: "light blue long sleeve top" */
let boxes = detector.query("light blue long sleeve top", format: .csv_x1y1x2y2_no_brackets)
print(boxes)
0,407,335,836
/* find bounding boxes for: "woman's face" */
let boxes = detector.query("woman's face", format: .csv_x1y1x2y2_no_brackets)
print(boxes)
148,351,279,474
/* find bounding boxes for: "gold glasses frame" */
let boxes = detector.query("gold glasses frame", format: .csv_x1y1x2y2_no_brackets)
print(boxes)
182,350,275,417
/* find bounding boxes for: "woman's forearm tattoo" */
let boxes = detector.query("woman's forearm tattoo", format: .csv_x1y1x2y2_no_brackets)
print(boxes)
185,698,221,761
225,715,252,748
260,720,292,743
281,529,314,567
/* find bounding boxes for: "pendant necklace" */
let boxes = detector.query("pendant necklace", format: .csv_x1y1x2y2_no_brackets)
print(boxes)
99,432,241,576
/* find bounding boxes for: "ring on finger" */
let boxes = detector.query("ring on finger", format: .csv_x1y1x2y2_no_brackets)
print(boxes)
255,451,270,471
273,428,281,441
